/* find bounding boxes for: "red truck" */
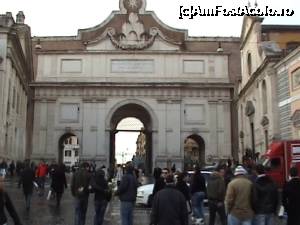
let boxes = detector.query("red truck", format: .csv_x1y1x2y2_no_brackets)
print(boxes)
261,140,300,188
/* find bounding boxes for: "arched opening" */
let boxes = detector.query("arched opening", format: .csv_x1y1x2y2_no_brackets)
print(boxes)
183,134,205,170
58,133,79,168
115,117,144,164
109,103,153,175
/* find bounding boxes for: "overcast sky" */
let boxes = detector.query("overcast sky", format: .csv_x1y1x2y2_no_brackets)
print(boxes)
1,0,299,37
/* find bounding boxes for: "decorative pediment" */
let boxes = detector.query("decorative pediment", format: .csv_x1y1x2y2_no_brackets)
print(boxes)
291,110,300,127
79,0,186,51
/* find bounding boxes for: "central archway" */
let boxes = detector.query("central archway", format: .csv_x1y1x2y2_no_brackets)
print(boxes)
108,103,153,175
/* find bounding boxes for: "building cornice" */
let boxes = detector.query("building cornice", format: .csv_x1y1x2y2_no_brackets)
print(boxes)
30,81,234,89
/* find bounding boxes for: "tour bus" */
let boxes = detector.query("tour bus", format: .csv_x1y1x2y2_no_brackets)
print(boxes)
261,140,300,187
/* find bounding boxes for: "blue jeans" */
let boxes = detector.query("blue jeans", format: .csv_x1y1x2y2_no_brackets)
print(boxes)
120,201,134,225
228,214,252,225
94,200,108,225
253,214,275,225
191,192,205,219
74,198,89,225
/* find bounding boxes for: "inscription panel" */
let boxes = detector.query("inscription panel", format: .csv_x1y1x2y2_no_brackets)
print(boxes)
184,104,206,124
183,60,205,74
111,59,154,73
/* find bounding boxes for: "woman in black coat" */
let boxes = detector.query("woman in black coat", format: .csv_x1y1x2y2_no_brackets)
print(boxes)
0,177,22,225
51,164,67,207
18,162,35,210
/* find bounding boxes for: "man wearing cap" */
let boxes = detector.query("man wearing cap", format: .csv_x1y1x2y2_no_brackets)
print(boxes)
225,165,255,225
150,174,188,225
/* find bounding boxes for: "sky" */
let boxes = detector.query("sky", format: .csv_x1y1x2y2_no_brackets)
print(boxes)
1,0,299,37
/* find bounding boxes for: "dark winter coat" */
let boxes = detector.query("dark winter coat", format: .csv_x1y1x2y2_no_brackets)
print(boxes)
190,172,206,195
152,177,165,197
175,180,191,201
207,172,226,201
71,168,91,199
51,167,67,194
282,177,300,225
91,169,109,202
18,167,35,195
115,170,138,202
0,191,22,225
150,185,188,225
254,175,278,214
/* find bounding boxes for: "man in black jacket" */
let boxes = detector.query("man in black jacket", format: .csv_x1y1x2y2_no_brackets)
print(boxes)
150,174,188,225
253,164,278,225
115,162,138,225
18,161,35,211
282,167,300,225
71,162,91,225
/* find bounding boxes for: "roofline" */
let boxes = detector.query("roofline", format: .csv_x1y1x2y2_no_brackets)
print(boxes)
262,24,300,32
274,46,300,69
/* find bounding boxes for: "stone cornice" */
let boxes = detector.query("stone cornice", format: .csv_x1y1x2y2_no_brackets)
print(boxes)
30,82,234,89
34,50,232,56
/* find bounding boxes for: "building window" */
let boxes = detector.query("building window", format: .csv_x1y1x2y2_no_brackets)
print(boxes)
247,53,252,76
12,87,16,109
292,67,300,90
64,150,72,157
74,150,79,157
16,93,20,114
262,80,268,114
265,130,269,150
7,80,11,115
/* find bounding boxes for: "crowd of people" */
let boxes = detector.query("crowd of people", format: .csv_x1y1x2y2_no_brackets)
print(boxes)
149,162,300,225
0,157,299,225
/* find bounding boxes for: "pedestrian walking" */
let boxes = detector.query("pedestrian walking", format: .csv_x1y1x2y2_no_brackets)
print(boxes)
51,163,67,207
252,164,278,225
18,161,35,211
207,166,227,225
0,176,22,225
190,165,206,225
152,167,167,198
115,161,138,225
71,162,92,225
9,160,15,177
282,167,300,225
175,172,191,213
225,165,255,225
91,168,109,225
150,174,188,225
35,159,48,196
0,159,7,179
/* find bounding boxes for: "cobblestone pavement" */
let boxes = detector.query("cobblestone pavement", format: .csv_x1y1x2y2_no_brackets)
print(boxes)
4,176,286,225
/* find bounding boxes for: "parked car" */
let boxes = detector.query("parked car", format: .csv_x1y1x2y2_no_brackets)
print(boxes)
136,170,212,207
